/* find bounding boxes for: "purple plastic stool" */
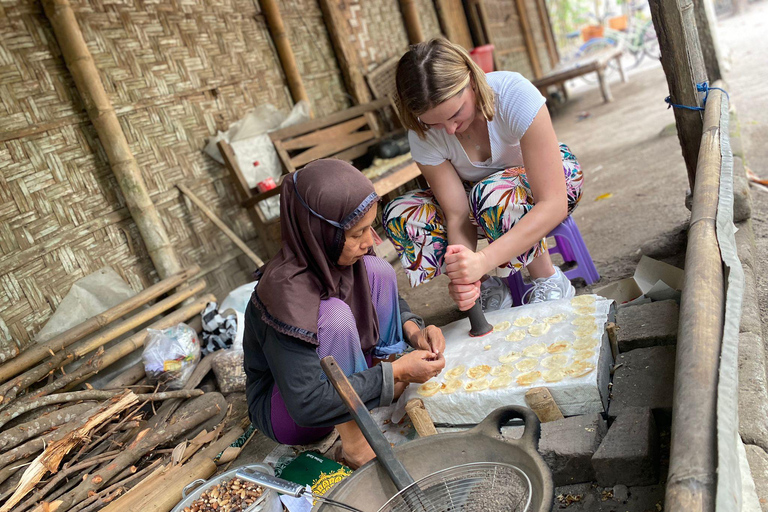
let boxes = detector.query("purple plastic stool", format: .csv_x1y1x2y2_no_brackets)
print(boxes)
506,215,599,306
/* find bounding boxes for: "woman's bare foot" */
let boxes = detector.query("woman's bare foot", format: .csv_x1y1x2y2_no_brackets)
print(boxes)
336,420,376,469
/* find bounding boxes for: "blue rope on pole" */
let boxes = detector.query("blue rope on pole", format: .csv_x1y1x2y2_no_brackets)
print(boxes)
665,81,730,111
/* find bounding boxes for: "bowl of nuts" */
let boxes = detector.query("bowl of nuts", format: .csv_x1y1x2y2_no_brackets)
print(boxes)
172,463,281,512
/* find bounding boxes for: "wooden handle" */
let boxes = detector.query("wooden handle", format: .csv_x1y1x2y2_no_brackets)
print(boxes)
405,399,437,437
525,387,564,423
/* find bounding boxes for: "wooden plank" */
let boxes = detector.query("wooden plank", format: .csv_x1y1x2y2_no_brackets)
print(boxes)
272,140,296,174
291,130,376,168
217,140,253,202
269,98,389,141
281,116,369,151
650,0,707,188
434,0,475,50
692,0,723,82
399,0,425,43
535,0,559,66
372,162,421,196
466,0,488,46
332,139,379,162
514,0,543,78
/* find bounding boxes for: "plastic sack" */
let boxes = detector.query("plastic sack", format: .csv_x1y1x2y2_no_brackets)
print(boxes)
142,323,200,390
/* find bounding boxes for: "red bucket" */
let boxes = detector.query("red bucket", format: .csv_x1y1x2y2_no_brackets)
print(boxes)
470,45,495,73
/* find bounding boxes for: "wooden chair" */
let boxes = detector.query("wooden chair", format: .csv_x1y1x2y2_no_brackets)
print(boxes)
220,98,421,260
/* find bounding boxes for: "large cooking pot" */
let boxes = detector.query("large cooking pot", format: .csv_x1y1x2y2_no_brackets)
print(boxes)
316,405,553,512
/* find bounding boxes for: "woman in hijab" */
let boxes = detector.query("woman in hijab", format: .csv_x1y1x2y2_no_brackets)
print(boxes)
243,159,446,468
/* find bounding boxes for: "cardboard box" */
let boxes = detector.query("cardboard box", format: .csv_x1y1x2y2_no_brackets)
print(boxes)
594,255,684,305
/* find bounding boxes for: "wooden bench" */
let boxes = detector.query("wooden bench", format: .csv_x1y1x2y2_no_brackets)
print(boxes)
220,98,421,260
533,47,626,104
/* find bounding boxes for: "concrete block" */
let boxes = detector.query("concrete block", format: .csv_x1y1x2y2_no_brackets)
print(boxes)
592,407,658,487
733,168,753,223
616,300,678,352
739,332,768,452
539,414,607,486
741,265,762,335
744,444,768,511
609,346,676,422
735,219,756,272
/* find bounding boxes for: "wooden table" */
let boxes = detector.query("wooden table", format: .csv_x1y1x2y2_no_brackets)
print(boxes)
533,48,626,103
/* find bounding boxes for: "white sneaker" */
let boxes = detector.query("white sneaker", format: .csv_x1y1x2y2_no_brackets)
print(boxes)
480,276,513,312
523,267,576,304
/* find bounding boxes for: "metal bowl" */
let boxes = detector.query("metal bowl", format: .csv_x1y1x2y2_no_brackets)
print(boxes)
171,463,281,512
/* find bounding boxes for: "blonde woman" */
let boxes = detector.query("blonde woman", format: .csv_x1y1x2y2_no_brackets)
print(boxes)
383,38,583,311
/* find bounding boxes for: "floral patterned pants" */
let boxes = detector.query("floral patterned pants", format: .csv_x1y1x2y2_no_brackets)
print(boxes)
383,144,583,287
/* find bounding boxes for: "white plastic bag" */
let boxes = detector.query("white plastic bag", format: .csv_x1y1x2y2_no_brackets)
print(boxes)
142,323,200,390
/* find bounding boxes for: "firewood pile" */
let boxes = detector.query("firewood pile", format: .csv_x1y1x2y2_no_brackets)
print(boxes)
0,267,248,512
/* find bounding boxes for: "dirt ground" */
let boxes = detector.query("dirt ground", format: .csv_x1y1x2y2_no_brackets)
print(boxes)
397,49,691,327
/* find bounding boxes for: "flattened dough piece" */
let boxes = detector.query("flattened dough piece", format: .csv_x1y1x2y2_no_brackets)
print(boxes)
493,321,511,332
465,378,490,392
573,337,598,350
513,316,535,327
574,305,596,315
523,343,547,358
467,364,492,380
571,295,596,307
566,361,596,378
572,316,596,327
542,369,566,383
574,324,598,337
515,358,539,372
516,371,542,386
528,323,551,337
541,354,569,369
547,341,571,353
544,313,566,324
490,375,514,389
417,381,441,397
499,351,523,364
445,365,467,380
441,379,464,394
505,330,527,342
573,349,595,361
491,364,516,376
484,344,492,351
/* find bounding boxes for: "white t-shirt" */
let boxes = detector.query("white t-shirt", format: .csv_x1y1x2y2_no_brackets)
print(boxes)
408,71,546,182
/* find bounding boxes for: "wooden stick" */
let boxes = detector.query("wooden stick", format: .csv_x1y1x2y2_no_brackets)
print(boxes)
101,362,145,389
177,184,264,267
42,0,182,279
405,399,437,437
0,266,200,384
606,322,619,361
0,281,206,406
70,458,165,512
0,390,203,430
525,387,564,423
0,403,94,453
398,0,425,43
259,0,310,106
38,394,223,512
0,455,35,488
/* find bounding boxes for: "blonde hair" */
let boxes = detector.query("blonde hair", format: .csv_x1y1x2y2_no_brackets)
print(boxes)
395,38,495,139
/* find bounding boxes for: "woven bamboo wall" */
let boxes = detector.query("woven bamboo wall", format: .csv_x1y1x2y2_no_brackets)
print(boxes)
525,0,553,74
417,0,444,41
0,0,317,351
342,0,410,73
483,0,534,78
281,0,351,116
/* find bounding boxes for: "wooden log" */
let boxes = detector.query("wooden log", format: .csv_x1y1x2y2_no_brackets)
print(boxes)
399,0,425,44
0,266,200,384
42,0,182,279
259,0,310,107
39,393,223,512
0,403,94,453
525,387,564,423
101,362,145,389
0,390,203,430
405,398,438,437
176,185,264,268
649,0,708,188
0,283,208,406
692,0,723,83
0,346,19,366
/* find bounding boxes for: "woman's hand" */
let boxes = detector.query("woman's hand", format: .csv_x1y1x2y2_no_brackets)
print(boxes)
392,350,446,384
445,245,489,285
407,324,446,355
448,281,481,311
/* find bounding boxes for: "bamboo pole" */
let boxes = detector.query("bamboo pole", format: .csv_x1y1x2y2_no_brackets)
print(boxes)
42,0,182,279
0,266,200,384
399,0,425,44
259,0,310,107
514,0,542,78
176,185,265,268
